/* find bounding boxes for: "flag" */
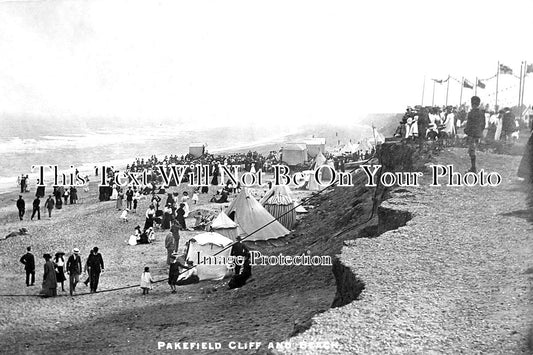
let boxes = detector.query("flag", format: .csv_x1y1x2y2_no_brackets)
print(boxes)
527,63,533,73
499,64,513,74
477,79,486,89
463,79,473,89
432,79,443,84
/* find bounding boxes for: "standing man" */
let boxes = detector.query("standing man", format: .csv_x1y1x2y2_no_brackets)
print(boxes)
45,195,55,219
20,175,26,193
66,248,83,296
19,246,35,286
164,231,175,265
126,187,134,210
170,219,181,252
16,195,25,221
464,96,486,173
31,196,41,220
86,247,104,293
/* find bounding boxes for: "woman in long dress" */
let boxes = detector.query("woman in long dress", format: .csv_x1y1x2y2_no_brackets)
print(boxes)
40,254,57,297
162,204,172,230
144,205,156,230
54,252,66,292
181,192,190,218
116,189,124,210
176,203,187,230
110,185,119,200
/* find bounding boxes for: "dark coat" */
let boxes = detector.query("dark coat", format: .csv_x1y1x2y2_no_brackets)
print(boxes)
86,253,104,272
16,198,25,210
20,252,35,271
66,254,82,274
464,108,485,138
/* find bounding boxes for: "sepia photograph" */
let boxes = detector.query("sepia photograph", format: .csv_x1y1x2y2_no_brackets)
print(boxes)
0,0,532,354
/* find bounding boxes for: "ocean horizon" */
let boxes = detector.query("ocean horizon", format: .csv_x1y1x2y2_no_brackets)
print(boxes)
0,116,380,194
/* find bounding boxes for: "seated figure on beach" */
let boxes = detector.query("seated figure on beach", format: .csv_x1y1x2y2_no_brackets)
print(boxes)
210,190,228,203
127,225,142,245
176,260,199,285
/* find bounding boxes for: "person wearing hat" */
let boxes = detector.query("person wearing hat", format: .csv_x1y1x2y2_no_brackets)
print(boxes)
54,252,66,292
16,195,25,221
19,246,35,286
230,236,250,276
66,248,83,296
165,231,176,264
44,195,55,219
464,96,486,173
168,252,181,293
40,253,57,297
501,107,516,142
86,247,104,293
176,203,187,230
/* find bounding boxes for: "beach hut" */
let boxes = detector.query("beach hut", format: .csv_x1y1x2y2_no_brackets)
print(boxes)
210,211,240,241
226,188,290,241
304,138,326,158
189,143,206,158
281,143,308,166
259,185,295,230
185,232,233,281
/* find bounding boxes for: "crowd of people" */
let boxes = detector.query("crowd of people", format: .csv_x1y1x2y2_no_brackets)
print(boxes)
394,104,525,144
20,246,105,297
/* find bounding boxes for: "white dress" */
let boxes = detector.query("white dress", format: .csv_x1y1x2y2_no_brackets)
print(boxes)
140,272,154,289
181,196,190,218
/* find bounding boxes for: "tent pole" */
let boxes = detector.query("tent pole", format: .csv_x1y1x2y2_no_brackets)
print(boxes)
495,61,500,111
459,76,464,106
519,61,523,108
445,75,450,106
431,81,436,106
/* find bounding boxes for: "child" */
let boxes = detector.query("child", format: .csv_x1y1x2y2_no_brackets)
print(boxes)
191,190,199,205
140,266,154,295
120,208,129,222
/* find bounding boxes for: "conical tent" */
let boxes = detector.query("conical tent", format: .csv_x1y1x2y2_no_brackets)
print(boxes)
259,185,295,230
312,152,327,169
185,232,233,281
308,153,335,191
210,211,240,241
226,188,290,241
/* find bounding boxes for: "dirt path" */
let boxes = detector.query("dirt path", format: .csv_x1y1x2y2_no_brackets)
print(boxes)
283,148,532,354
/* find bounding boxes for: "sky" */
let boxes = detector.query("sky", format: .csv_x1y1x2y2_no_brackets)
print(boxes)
0,0,532,127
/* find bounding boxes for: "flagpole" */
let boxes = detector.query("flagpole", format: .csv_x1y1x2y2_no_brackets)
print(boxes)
521,61,527,111
519,61,523,108
475,76,478,96
445,75,450,106
421,75,426,106
459,76,464,106
432,80,436,106
495,61,500,111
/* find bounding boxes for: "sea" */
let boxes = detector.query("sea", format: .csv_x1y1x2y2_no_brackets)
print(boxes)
0,116,303,194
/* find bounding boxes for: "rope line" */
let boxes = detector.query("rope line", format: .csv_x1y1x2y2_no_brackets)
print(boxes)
0,155,378,298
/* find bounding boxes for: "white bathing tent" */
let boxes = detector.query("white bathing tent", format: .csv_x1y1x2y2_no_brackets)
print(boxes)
185,232,233,281
307,153,336,191
209,211,240,241
226,188,290,241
